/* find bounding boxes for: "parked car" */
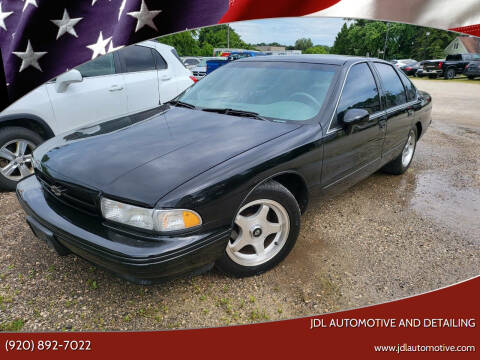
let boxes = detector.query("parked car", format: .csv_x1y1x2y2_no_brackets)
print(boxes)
393,59,417,69
422,54,480,79
464,60,480,79
0,41,195,191
191,57,226,80
401,61,422,76
182,57,201,69
17,55,432,283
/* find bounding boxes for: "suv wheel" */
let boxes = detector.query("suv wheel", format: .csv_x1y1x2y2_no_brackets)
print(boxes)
444,68,455,80
216,181,301,277
0,127,43,191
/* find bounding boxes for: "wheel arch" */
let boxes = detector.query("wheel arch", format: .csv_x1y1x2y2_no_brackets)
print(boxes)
0,114,55,140
233,170,309,227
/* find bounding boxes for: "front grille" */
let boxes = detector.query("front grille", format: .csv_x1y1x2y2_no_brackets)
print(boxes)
36,170,100,216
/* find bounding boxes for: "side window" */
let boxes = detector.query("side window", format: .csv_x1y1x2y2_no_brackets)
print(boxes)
398,71,417,102
75,53,115,78
374,63,407,108
118,45,156,72
336,63,381,125
152,49,167,70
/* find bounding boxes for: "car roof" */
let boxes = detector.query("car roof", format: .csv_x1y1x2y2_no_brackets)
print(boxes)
236,54,390,66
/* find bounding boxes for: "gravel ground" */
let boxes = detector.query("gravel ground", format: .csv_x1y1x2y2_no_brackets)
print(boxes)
1,79,479,332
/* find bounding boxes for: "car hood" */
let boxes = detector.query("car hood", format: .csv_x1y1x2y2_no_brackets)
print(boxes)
35,106,301,207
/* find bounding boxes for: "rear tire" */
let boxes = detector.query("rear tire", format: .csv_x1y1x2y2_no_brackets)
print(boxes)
382,127,417,175
0,127,43,191
216,181,301,277
444,68,455,80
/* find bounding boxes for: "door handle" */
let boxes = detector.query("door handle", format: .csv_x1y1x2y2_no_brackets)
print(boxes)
160,75,171,81
109,85,124,92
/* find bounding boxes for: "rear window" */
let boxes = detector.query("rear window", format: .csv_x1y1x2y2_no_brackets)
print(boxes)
171,49,186,68
446,54,462,61
374,63,407,108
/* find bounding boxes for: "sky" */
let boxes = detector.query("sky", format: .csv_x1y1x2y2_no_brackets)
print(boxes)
230,17,348,47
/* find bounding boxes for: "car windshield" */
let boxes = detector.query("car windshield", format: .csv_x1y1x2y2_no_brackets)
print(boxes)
178,61,338,121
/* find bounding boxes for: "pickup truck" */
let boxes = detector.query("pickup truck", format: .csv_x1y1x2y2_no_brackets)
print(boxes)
421,53,480,79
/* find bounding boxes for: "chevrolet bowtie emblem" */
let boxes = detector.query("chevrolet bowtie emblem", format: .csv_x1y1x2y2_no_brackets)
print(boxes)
50,185,65,196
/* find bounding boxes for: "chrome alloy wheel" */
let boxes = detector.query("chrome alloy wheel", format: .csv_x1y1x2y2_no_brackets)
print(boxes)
226,199,290,267
401,130,416,168
0,139,36,181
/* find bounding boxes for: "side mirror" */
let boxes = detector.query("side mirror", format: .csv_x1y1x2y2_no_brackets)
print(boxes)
341,108,370,127
55,69,83,93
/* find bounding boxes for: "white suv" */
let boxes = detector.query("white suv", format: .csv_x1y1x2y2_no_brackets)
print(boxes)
0,41,194,190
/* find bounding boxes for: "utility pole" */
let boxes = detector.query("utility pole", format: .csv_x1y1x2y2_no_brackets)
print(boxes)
227,24,230,49
383,22,390,60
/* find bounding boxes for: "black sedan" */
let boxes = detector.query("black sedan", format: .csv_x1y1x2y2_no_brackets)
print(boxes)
17,55,432,283
401,61,422,76
464,61,480,79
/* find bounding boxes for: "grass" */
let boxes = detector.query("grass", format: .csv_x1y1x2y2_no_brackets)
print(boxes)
0,319,25,332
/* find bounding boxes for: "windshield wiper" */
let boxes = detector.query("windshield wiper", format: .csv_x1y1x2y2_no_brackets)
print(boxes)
201,108,268,121
168,100,196,109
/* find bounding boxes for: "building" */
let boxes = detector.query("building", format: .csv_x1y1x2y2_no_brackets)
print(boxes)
255,45,286,52
444,36,480,55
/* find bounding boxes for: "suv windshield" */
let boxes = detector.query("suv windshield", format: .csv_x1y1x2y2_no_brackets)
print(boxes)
178,61,338,121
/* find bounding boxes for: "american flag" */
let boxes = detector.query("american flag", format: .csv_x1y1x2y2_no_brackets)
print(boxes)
0,0,478,111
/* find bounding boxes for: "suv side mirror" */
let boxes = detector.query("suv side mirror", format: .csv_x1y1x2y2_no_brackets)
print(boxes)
55,69,83,93
341,108,370,127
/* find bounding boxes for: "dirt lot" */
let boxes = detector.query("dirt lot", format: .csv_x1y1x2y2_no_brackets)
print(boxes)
1,79,479,332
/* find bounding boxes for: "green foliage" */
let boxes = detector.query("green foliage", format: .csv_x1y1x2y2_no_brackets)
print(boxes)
294,38,314,52
304,45,329,54
331,20,456,60
157,25,252,57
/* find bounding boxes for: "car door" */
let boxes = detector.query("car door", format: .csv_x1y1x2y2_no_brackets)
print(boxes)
151,48,179,104
321,62,386,194
117,45,160,114
372,62,412,163
45,53,128,134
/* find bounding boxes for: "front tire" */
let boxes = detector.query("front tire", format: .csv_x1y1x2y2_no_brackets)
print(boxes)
382,127,417,175
0,127,43,191
216,181,300,277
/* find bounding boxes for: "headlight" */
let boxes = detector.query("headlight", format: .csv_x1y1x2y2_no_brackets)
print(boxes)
100,198,202,232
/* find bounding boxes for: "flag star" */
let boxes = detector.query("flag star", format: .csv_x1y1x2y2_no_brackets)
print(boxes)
0,3,13,31
118,0,126,20
87,31,111,59
51,9,83,39
22,0,38,12
107,40,124,53
127,0,162,32
13,40,47,72
92,0,112,6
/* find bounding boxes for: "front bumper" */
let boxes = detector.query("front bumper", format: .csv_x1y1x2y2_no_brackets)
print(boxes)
16,175,231,284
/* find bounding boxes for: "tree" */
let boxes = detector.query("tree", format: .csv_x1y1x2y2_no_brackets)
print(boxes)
294,38,313,51
330,20,456,61
304,45,329,54
157,31,200,56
